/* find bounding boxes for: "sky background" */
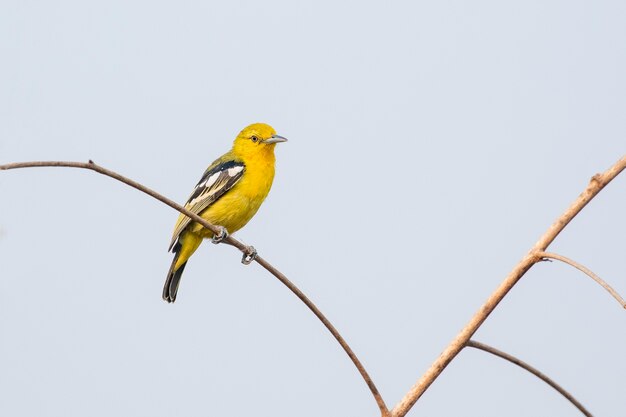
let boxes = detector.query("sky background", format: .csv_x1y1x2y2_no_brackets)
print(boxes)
1,1,625,416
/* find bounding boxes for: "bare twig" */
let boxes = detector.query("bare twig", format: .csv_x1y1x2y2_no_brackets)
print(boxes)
0,160,389,416
392,155,626,417
4,156,625,417
466,340,593,417
538,252,626,308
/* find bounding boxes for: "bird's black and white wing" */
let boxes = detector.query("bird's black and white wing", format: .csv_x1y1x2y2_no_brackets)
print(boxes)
169,160,245,250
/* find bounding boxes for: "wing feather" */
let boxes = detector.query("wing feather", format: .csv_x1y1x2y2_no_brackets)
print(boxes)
169,159,245,250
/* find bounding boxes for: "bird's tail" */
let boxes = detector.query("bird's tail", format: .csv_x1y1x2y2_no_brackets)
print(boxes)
162,233,202,303
163,242,186,303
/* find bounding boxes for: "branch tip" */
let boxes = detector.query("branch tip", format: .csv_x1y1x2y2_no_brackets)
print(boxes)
466,340,593,417
539,251,626,309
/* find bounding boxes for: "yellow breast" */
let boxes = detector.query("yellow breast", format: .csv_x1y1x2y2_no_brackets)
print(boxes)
192,152,276,237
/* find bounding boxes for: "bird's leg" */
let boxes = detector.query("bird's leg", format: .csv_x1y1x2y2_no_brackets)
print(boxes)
241,245,257,265
211,226,229,244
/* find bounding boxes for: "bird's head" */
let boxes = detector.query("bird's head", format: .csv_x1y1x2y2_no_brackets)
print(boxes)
232,123,287,157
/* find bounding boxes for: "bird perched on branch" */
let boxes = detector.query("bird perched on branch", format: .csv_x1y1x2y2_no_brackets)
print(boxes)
163,123,287,303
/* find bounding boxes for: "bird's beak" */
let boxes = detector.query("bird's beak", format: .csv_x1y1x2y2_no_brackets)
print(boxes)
264,135,288,144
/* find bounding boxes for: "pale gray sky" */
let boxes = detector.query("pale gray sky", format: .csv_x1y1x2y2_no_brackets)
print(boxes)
1,1,625,416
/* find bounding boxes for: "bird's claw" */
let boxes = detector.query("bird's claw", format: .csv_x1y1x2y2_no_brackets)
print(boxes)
241,246,257,265
211,226,229,244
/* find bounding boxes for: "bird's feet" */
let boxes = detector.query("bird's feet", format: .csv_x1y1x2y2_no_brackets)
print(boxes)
211,226,229,244
241,245,257,265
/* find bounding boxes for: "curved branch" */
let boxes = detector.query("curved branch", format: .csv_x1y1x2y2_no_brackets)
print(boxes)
392,155,626,417
0,160,389,416
538,252,626,308
466,340,593,417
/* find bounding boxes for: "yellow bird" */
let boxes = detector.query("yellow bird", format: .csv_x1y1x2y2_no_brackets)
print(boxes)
163,123,287,302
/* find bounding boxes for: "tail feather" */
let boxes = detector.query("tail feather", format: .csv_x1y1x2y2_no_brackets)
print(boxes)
163,262,187,303
163,233,202,303
163,242,186,303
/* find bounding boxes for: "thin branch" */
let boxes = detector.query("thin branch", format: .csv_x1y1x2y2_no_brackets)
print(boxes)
392,155,626,417
466,340,593,417
0,160,389,416
538,251,626,308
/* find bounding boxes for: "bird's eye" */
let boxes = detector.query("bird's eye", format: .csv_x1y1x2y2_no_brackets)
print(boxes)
251,136,259,143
